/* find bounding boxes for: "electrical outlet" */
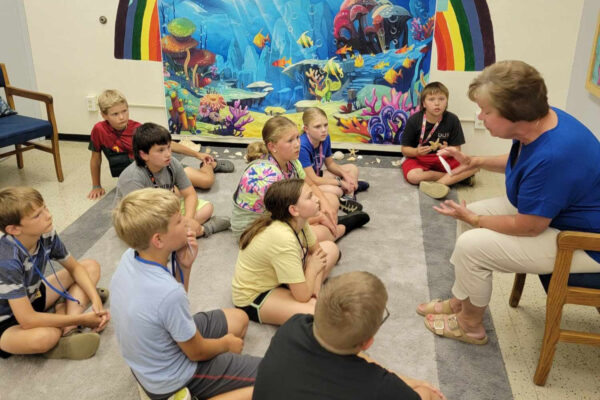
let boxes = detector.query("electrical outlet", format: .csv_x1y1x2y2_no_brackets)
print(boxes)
474,106,485,130
86,95,98,112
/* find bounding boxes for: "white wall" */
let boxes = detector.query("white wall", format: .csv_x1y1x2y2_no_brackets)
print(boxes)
566,0,600,138
22,0,166,135
430,0,585,155
0,0,40,118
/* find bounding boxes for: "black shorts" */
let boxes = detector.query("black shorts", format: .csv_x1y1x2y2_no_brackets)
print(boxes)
235,289,275,323
0,283,47,358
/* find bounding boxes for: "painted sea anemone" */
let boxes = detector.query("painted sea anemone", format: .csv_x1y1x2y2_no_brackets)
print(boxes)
199,93,226,112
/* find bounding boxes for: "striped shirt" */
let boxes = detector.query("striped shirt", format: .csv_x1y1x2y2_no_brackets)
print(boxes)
0,231,69,322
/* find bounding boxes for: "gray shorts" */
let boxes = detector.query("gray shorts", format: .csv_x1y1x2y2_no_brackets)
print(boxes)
147,309,261,400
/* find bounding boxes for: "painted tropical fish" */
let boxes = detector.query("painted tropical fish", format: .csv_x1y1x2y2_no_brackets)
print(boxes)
336,44,352,55
395,44,414,54
402,57,416,69
383,68,402,85
373,61,390,70
297,31,313,48
272,58,291,68
253,29,270,49
354,54,364,68
323,57,343,79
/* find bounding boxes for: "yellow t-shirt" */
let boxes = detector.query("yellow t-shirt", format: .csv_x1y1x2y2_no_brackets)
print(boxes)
232,220,317,307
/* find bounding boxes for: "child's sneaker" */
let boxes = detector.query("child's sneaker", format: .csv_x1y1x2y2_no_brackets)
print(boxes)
213,159,235,173
43,330,100,360
338,211,370,234
202,216,231,237
356,180,369,193
419,181,450,199
339,196,363,213
137,385,190,400
459,175,476,187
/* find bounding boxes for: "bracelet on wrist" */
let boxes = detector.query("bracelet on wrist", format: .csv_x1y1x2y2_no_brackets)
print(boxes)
92,185,102,189
473,215,481,228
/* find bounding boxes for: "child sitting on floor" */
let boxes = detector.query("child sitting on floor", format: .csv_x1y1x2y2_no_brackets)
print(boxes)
252,271,445,400
0,187,109,360
400,82,477,199
111,188,260,400
115,122,230,238
232,179,339,326
87,89,233,199
299,107,368,213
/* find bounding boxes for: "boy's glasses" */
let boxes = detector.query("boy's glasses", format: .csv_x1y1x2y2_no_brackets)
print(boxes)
380,306,390,327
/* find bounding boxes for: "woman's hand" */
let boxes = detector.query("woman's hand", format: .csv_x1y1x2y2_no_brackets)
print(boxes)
433,199,479,226
176,227,198,268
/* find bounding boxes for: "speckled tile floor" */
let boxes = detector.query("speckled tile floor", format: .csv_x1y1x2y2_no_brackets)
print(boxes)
1,140,599,399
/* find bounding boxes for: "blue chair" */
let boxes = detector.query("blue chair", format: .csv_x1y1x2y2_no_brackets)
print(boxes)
509,231,600,385
0,63,63,181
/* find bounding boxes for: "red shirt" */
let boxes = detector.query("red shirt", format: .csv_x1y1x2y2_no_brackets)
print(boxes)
88,119,141,159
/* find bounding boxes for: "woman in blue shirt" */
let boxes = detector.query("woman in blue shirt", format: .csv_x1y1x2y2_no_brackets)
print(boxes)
416,60,600,345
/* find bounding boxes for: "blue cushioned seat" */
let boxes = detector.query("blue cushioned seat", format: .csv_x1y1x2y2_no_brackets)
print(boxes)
0,114,53,147
0,63,63,181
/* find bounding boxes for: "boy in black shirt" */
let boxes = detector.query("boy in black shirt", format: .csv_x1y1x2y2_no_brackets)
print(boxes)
401,82,477,199
253,271,445,400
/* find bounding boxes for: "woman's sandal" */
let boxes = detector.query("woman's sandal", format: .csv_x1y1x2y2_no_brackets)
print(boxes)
416,299,453,316
424,314,488,345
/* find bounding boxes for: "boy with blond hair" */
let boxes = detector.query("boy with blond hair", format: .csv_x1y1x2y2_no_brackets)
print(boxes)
0,187,109,360
111,188,260,399
87,89,233,199
253,271,445,400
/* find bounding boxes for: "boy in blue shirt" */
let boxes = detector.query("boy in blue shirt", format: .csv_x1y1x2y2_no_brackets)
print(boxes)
299,107,368,214
0,187,109,360
111,188,260,399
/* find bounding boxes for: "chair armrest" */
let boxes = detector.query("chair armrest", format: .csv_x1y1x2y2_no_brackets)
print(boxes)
4,85,53,105
558,231,600,252
550,231,600,290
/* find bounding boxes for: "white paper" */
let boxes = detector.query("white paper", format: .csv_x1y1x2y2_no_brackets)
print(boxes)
438,155,453,175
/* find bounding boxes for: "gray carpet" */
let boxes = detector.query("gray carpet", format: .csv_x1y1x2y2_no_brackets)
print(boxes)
0,157,512,400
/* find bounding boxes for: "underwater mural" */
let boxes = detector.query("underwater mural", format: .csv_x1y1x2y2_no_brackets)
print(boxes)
158,0,436,145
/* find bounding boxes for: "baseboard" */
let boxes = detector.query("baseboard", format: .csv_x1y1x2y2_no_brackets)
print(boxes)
57,134,402,156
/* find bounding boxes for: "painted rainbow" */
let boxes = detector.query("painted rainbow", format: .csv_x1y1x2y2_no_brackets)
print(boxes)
434,0,495,71
114,0,162,62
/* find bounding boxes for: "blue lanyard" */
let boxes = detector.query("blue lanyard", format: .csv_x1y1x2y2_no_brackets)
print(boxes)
12,236,81,305
134,251,184,286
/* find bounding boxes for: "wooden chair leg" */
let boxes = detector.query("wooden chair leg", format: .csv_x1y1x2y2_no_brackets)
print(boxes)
51,139,64,182
15,144,23,168
534,300,564,385
509,273,526,307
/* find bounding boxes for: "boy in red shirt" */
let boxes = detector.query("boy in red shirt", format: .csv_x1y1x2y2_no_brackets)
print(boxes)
87,90,234,199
